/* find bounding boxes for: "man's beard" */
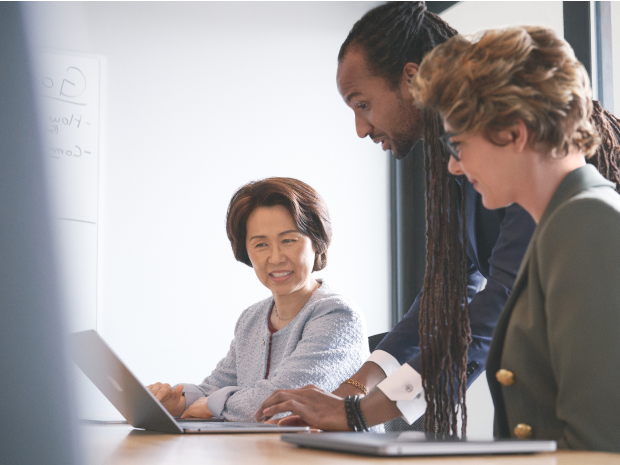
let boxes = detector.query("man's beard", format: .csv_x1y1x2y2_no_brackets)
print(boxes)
390,95,424,160
390,132,417,159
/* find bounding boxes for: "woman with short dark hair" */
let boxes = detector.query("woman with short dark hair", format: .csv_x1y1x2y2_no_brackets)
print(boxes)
226,177,331,272
147,177,369,421
412,26,620,452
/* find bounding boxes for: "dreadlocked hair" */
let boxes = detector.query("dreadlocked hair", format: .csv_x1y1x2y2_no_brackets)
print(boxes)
339,2,470,435
589,101,620,193
420,109,471,436
338,2,457,89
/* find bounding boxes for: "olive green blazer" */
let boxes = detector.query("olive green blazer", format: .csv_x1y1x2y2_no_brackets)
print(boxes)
486,164,620,452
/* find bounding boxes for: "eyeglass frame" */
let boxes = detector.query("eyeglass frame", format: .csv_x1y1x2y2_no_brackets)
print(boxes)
439,131,462,162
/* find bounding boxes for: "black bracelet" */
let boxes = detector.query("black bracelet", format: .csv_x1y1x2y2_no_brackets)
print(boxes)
344,396,357,431
347,395,365,432
353,396,369,432
349,395,362,431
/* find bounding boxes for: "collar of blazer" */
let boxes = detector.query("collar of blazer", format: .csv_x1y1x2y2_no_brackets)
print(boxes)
508,164,614,301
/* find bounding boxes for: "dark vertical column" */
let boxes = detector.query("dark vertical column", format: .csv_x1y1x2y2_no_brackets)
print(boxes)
389,155,400,324
563,1,592,80
0,3,81,464
390,142,427,325
596,1,615,112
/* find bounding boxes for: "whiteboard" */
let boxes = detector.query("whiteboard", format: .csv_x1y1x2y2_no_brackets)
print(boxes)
37,53,101,332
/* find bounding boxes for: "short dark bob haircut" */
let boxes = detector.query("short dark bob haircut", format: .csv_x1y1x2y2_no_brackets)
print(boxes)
226,177,332,272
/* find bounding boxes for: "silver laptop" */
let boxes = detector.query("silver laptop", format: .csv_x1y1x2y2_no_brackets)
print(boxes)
282,432,556,456
70,330,309,434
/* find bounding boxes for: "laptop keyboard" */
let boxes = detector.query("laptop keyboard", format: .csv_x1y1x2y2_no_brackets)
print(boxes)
179,421,280,429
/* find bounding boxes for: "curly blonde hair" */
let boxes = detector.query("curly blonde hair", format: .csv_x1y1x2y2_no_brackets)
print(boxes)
411,26,601,158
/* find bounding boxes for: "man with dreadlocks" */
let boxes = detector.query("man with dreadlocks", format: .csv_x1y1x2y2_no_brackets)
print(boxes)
256,2,620,435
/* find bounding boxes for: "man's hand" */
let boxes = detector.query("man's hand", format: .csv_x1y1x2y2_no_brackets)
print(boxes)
259,384,403,430
264,362,390,428
147,382,185,417
255,385,349,431
181,397,215,419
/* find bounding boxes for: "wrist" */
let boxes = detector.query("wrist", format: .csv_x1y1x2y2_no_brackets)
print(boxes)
341,378,369,396
359,388,401,427
334,363,387,398
204,397,214,418
353,362,387,391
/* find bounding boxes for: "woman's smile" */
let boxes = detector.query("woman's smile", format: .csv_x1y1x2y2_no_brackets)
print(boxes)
270,270,294,283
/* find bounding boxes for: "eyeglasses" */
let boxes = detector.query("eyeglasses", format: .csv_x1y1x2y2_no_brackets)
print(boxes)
439,132,462,162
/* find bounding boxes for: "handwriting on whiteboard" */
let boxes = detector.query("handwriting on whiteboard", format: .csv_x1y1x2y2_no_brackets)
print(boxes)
47,113,89,136
38,53,100,224
42,66,87,101
36,53,102,333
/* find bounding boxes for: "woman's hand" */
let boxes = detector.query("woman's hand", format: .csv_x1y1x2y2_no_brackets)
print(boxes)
255,385,349,431
181,397,215,419
147,382,185,417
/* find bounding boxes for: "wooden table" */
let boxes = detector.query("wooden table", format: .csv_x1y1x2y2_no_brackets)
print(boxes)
81,425,620,465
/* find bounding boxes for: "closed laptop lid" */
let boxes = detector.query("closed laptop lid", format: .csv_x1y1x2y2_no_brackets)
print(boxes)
282,432,557,456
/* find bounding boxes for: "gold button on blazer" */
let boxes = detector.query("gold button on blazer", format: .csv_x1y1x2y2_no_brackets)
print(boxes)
513,423,533,439
495,369,515,387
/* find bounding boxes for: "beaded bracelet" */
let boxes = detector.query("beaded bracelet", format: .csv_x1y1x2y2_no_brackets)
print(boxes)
351,396,364,432
345,395,370,432
353,395,369,432
344,396,357,431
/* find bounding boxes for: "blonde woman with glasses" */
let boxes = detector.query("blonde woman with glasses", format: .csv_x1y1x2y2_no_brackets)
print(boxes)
412,26,620,452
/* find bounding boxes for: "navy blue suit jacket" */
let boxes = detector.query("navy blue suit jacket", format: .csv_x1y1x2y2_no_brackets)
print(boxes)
376,178,536,386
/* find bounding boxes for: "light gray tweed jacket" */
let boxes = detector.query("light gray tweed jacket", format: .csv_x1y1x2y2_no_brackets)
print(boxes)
179,280,370,422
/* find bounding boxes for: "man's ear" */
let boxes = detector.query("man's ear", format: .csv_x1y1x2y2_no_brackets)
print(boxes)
401,62,419,96
403,62,419,81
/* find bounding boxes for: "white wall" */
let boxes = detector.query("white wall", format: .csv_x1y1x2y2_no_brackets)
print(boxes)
26,1,387,418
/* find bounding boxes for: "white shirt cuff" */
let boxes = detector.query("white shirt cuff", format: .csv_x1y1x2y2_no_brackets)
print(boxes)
207,386,242,419
367,350,402,377
376,363,426,425
174,383,206,414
